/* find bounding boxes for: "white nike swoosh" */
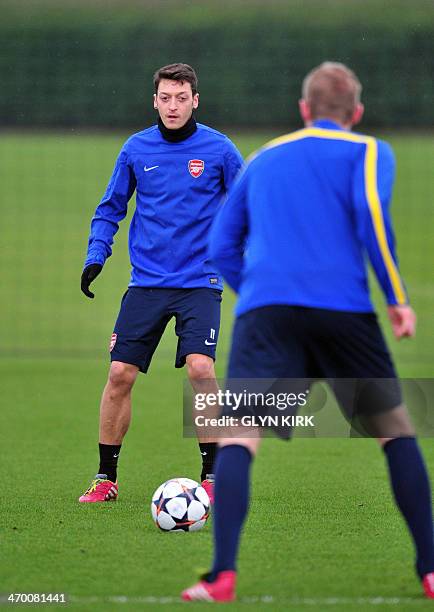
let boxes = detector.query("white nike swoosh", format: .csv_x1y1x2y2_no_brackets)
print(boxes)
200,452,207,456
144,165,159,172
204,340,216,345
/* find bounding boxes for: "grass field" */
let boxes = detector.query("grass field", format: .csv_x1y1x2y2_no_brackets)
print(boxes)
1,130,434,611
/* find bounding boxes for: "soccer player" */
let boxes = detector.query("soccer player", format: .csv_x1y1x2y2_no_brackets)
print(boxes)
182,62,434,601
78,63,243,503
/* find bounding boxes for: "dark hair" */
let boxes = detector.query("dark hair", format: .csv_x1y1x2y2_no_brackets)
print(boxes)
153,63,198,95
302,62,362,123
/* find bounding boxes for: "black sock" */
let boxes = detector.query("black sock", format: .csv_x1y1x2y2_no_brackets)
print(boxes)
384,437,434,578
98,443,121,482
199,442,218,481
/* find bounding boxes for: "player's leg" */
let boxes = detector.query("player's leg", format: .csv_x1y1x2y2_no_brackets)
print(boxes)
78,361,139,503
98,359,139,469
182,306,305,602
375,408,434,598
312,309,434,597
182,436,260,602
185,353,219,497
79,288,170,502
210,437,260,573
173,288,222,489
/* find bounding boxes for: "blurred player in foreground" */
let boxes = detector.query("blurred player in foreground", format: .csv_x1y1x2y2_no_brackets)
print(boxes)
79,63,242,503
182,62,434,601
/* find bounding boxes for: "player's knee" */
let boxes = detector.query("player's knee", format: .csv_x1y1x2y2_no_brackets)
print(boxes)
186,355,214,381
375,403,415,445
108,361,138,390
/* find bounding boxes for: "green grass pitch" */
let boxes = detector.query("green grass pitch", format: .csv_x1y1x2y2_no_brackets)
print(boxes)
1,130,433,611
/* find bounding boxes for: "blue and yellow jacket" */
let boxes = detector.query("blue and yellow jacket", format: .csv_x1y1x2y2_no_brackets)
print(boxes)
210,119,407,315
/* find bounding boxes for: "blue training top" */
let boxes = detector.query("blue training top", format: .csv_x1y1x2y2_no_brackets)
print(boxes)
210,119,407,315
84,123,243,290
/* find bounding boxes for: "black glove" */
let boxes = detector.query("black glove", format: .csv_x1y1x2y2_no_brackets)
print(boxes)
81,263,103,299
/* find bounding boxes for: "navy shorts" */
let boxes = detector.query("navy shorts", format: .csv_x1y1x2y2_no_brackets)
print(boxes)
110,287,222,373
226,306,402,432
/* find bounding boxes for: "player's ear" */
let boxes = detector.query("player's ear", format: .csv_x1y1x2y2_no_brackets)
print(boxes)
299,99,312,125
153,94,158,110
351,103,364,126
193,93,199,110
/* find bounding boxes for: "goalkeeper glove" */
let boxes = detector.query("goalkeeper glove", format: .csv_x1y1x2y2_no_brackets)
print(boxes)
81,263,103,299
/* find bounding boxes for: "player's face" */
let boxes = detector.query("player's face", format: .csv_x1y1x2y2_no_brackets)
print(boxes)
154,79,199,129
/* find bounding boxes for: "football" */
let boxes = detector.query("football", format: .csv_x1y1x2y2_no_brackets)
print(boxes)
151,477,210,532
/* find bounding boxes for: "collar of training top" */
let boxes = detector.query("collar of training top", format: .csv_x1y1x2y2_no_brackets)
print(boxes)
312,119,347,131
158,114,198,142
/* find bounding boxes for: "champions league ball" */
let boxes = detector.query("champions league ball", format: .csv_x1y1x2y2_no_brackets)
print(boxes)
151,478,210,532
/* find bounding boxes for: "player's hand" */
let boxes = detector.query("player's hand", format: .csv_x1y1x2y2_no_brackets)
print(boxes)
387,304,416,340
81,263,103,299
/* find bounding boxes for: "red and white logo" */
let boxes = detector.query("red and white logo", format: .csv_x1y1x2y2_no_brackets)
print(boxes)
109,333,117,352
188,159,204,178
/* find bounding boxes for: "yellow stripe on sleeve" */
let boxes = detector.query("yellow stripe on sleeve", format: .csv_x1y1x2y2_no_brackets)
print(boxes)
364,138,406,304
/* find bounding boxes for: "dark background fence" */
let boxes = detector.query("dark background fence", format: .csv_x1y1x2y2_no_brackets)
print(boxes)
2,0,434,129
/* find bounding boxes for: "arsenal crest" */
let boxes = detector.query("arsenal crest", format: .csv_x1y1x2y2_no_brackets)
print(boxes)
188,159,204,178
109,333,117,352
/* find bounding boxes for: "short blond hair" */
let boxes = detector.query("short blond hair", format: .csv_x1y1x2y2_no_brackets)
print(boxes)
302,62,362,123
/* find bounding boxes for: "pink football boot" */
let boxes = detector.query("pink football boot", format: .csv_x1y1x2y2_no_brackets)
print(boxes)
423,572,434,599
201,478,215,505
79,474,118,503
182,571,236,602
